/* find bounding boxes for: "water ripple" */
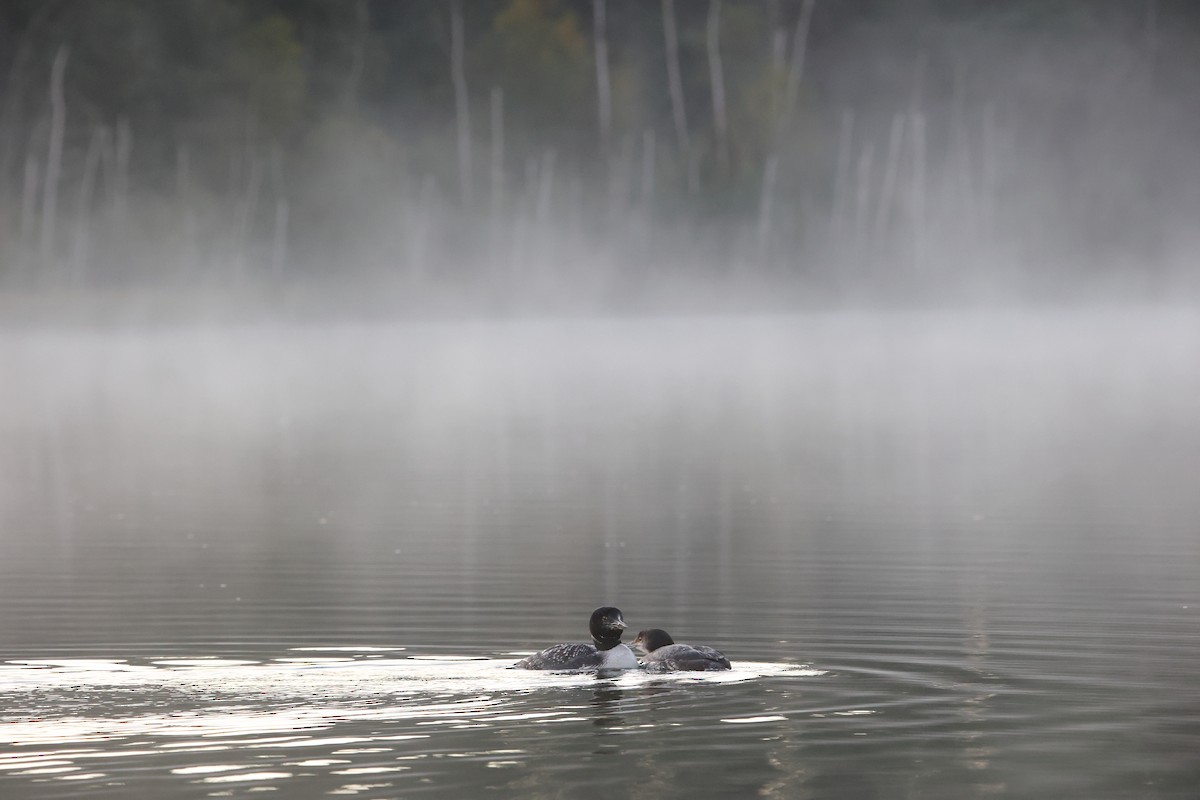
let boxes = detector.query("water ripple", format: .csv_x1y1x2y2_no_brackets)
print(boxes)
0,653,823,795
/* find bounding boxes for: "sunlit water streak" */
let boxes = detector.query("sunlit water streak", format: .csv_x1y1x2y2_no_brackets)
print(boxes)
1,655,822,797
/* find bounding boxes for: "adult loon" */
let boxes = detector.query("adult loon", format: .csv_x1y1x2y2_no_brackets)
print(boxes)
632,628,732,671
513,607,639,670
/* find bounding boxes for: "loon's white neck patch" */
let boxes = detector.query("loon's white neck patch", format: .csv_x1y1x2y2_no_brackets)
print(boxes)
599,643,639,670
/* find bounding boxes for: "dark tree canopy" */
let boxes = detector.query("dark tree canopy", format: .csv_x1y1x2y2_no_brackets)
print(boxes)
1,0,1197,311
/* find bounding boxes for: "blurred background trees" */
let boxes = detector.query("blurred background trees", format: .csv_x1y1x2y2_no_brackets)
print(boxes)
0,0,1197,314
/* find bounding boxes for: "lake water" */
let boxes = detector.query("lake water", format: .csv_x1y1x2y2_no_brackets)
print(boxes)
2,310,1198,798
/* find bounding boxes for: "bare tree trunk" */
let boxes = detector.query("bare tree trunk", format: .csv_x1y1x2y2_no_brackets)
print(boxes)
1,49,34,196
176,143,199,277
410,175,436,283
344,0,368,111
223,151,241,267
907,51,928,277
853,142,875,265
532,149,556,270
270,146,288,279
1144,0,1158,85
0,2,56,193
490,86,504,221
706,0,730,173
20,154,39,255
565,170,584,252
640,128,656,208
950,62,976,242
979,103,998,244
176,141,189,198
607,132,633,231
113,117,132,229
534,150,556,230
770,18,787,122
779,0,816,134
271,198,288,279
768,0,786,119
661,0,696,193
909,110,927,275
72,125,106,286
771,25,787,72
592,0,612,156
450,0,472,207
511,155,541,274
831,108,854,249
234,151,263,281
40,45,69,269
873,112,904,244
757,154,779,261
98,124,116,205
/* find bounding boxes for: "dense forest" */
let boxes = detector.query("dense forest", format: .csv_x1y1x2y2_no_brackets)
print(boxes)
1,1,1198,314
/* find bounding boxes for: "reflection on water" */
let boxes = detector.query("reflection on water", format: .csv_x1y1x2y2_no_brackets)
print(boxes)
2,310,1200,797
0,654,820,796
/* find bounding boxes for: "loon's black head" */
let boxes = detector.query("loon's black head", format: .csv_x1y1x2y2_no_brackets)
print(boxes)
632,628,675,653
589,606,628,650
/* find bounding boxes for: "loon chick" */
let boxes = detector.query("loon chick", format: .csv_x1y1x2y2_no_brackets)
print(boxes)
513,607,639,671
633,628,731,671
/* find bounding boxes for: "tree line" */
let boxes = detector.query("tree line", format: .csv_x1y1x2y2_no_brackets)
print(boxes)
0,0,1195,311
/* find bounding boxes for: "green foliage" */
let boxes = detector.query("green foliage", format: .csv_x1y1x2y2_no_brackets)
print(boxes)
225,14,306,139
486,0,592,151
0,0,1195,298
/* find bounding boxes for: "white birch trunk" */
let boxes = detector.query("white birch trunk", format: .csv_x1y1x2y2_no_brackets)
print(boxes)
533,148,556,272
757,154,779,260
1144,0,1158,84
0,8,45,204
831,109,854,248
980,103,998,244
535,150,556,232
490,86,504,221
950,64,976,242
176,141,190,198
20,154,39,254
661,0,696,193
592,0,612,155
450,0,472,207
411,175,436,282
72,126,105,286
113,117,132,229
770,23,787,121
779,0,816,133
640,129,656,208
235,152,263,280
606,132,633,231
345,0,368,111
270,146,288,279
873,112,904,244
853,142,875,262
706,0,729,172
177,143,199,277
40,44,68,267
909,111,927,274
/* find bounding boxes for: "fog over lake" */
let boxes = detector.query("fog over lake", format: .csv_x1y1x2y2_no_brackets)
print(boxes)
3,2,1200,797
2,310,1198,797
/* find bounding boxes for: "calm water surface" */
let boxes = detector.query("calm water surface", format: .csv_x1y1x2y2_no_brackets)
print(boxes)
1,310,1198,798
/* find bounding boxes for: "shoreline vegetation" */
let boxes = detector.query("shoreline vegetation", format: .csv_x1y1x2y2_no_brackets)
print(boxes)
1,1,1198,322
